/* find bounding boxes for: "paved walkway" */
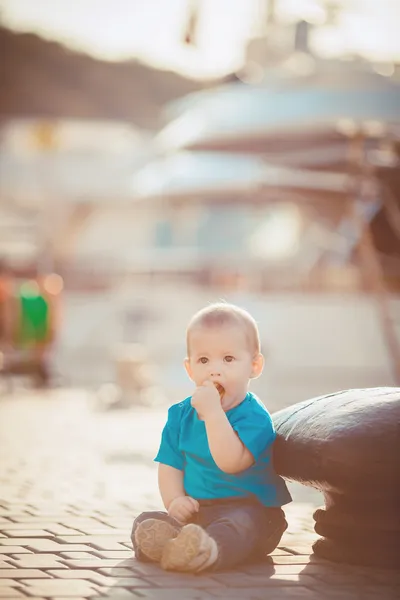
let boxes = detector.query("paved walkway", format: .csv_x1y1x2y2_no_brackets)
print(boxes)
0,389,398,599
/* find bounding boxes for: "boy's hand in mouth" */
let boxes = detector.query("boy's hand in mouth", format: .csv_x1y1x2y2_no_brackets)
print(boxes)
191,380,223,420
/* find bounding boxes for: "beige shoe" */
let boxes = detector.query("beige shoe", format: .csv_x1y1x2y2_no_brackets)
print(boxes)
161,523,218,573
134,518,180,562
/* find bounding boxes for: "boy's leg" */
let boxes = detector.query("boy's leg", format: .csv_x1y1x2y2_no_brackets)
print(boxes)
259,508,288,557
162,502,284,572
203,503,271,570
131,511,181,562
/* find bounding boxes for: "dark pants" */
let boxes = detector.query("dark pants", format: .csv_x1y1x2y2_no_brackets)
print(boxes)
131,498,287,571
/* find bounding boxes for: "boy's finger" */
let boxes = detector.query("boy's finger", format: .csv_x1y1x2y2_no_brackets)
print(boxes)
188,497,199,511
178,511,190,523
179,504,192,518
187,497,199,511
175,513,187,525
202,380,214,387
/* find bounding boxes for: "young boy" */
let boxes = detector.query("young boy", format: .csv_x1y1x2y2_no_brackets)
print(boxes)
131,302,291,573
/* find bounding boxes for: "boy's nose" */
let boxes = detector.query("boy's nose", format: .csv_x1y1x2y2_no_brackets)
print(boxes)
209,368,221,377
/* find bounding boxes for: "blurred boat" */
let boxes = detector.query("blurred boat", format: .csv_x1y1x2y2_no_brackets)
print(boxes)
156,60,400,168
130,151,349,202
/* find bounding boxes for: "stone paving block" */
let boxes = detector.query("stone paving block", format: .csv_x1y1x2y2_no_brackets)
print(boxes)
0,521,32,528
269,547,296,556
94,507,137,516
148,574,224,588
209,571,283,587
7,554,68,568
59,552,100,560
0,587,26,597
95,572,152,589
3,515,65,523
136,590,218,600
56,536,130,551
0,539,42,547
282,545,315,555
272,555,317,566
2,529,53,537
129,562,171,577
0,547,33,554
0,579,20,586
53,544,103,553
103,576,153,587
96,519,133,528
0,569,52,579
68,510,110,518
209,588,321,599
98,593,143,600
23,505,73,515
23,542,97,553
272,563,339,576
0,509,28,518
16,579,98,596
264,574,320,587
212,571,320,588
106,558,136,569
97,568,139,578
45,525,85,536
63,559,131,569
281,532,316,541
122,543,133,551
91,550,132,559
309,570,375,586
237,561,279,575
73,527,126,536
59,519,107,529
270,554,318,565
47,568,128,587
0,522,65,531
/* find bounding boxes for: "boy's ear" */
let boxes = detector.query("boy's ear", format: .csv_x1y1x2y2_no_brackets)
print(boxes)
250,353,264,379
184,358,193,380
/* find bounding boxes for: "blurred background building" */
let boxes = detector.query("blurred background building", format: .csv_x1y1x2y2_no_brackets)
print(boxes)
1,0,400,409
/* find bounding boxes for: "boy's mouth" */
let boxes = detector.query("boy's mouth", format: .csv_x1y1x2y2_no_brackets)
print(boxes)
214,383,225,399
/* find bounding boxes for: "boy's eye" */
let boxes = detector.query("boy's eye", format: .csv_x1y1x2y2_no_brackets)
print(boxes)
224,356,235,363
199,357,208,364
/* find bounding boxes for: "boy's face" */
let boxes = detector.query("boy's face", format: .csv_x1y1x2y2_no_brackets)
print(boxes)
185,324,263,410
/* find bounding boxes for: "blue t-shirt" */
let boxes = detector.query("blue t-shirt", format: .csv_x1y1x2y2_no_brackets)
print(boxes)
154,391,292,507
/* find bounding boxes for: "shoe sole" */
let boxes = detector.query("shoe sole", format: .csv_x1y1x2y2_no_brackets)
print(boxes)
161,523,208,571
134,518,179,562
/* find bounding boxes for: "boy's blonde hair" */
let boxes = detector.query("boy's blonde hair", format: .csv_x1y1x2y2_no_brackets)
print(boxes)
186,302,261,356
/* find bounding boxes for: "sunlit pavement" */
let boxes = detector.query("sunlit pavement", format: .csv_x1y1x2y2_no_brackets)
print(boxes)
0,390,398,599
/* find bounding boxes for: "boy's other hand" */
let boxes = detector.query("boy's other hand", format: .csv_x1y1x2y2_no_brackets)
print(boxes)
168,496,199,524
191,380,223,420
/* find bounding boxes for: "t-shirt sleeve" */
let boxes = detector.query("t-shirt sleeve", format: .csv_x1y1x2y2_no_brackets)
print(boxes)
233,409,276,461
154,404,184,471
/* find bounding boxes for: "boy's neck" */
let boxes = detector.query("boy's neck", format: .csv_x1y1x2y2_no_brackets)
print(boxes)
223,389,249,412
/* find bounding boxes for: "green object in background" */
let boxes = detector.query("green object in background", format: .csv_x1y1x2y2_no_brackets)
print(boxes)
15,282,50,347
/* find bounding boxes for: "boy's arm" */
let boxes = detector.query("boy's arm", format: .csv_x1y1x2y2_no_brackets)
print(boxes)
158,463,186,509
158,463,199,523
192,382,272,474
204,411,255,474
